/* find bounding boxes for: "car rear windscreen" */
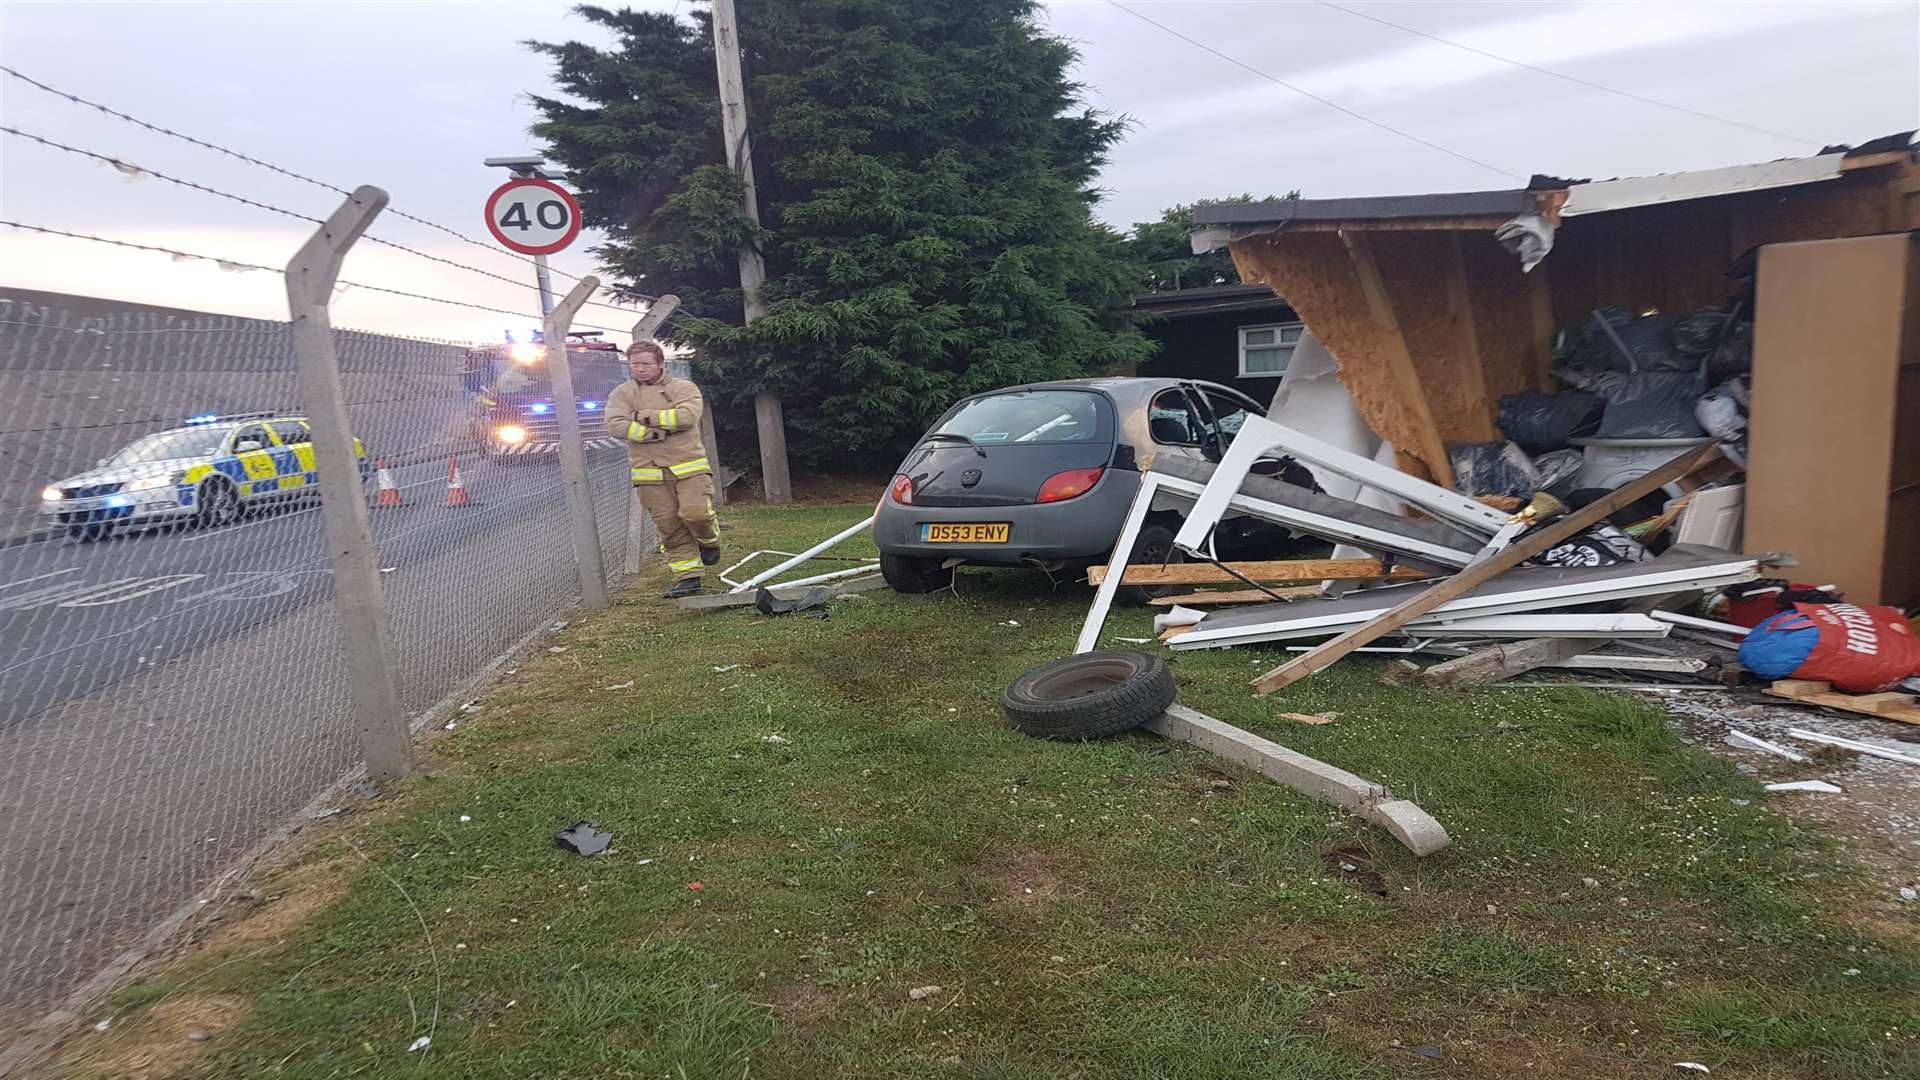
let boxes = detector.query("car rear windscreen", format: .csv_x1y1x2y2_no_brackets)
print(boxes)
930,390,1111,445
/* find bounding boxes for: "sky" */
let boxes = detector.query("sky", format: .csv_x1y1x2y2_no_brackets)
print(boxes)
0,1,1914,343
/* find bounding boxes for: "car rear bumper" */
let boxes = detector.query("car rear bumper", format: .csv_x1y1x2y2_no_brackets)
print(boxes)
872,471,1141,564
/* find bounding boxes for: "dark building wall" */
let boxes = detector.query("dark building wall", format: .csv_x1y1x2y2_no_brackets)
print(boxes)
1136,305,1297,400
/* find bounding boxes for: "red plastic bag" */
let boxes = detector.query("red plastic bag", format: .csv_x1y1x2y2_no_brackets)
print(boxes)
1785,603,1920,693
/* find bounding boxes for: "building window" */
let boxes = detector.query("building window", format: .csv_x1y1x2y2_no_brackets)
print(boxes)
1238,322,1304,377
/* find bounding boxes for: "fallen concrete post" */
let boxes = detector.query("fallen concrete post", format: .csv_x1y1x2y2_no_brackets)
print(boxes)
1419,637,1597,689
1142,704,1451,856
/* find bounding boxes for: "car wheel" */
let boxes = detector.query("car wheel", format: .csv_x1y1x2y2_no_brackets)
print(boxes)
881,553,952,594
1001,650,1174,741
196,478,240,529
65,524,108,542
1114,522,1186,607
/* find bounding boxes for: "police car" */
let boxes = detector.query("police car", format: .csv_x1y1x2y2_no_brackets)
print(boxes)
39,412,368,539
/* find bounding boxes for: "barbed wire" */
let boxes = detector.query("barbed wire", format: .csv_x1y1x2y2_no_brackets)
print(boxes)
0,221,631,334
2,124,655,325
0,64,643,296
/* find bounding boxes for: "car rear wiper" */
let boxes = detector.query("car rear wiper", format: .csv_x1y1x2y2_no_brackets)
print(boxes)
923,431,987,458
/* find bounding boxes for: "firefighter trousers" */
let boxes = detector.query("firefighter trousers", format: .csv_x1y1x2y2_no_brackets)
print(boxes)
637,473,718,581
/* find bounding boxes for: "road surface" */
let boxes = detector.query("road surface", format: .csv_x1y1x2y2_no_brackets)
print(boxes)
0,450,637,1032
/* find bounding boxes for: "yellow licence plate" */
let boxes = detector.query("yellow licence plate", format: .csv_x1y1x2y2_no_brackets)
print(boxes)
923,522,1010,544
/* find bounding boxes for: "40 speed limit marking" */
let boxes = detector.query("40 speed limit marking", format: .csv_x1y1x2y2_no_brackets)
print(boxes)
484,177,582,256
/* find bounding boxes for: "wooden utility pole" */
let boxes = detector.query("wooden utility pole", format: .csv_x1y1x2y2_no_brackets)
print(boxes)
710,0,792,504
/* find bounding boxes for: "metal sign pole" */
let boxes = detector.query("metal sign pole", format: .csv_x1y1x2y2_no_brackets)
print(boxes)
545,277,610,609
533,253,555,318
285,185,413,784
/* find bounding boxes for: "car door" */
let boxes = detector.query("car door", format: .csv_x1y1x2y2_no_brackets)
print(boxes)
268,420,316,493
228,423,281,500
1146,387,1209,469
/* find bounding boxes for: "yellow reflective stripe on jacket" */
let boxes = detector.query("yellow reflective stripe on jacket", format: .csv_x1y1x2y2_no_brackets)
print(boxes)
668,557,703,573
667,457,709,477
631,466,665,482
658,408,680,431
624,420,650,443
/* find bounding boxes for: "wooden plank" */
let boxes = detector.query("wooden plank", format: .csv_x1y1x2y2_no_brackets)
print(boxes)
1088,559,1429,587
1148,587,1324,607
1528,264,1557,393
1763,681,1920,726
1443,232,1496,440
1340,229,1456,489
1252,443,1721,695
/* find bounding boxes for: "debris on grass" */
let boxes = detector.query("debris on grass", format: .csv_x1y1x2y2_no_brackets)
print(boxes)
91,1018,110,1033
602,680,634,691
1725,729,1811,762
408,1035,431,1052
756,586,832,617
713,664,742,673
1671,1064,1710,1074
1378,659,1421,687
1405,1042,1443,1060
1323,847,1388,897
762,734,791,745
548,646,569,654
908,985,943,1001
687,882,704,890
1279,711,1335,726
554,822,613,857
1764,780,1843,793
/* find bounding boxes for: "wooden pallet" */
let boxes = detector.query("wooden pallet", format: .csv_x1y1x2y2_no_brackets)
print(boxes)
1763,679,1920,726
1147,586,1325,607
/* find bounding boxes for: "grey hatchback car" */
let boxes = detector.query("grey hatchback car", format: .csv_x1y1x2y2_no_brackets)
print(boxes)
872,377,1291,596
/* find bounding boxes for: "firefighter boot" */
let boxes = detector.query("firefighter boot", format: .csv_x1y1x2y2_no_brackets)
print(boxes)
664,577,702,600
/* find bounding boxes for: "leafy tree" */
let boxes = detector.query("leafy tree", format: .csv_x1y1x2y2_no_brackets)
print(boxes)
529,2,1152,469
1130,194,1300,292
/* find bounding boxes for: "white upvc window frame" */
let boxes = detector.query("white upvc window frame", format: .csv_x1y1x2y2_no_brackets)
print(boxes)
1237,321,1304,378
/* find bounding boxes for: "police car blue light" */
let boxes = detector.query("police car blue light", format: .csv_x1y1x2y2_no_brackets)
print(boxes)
530,402,552,414
581,401,600,411
185,413,221,425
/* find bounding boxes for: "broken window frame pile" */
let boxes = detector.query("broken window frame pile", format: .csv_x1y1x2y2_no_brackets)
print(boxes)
1077,415,1759,685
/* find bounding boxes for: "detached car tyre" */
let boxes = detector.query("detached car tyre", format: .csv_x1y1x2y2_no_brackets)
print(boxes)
1001,650,1175,741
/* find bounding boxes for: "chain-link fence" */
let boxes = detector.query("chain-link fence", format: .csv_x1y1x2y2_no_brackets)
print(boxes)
0,293,650,1035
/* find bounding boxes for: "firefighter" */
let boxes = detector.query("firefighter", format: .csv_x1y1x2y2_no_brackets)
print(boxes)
607,340,718,598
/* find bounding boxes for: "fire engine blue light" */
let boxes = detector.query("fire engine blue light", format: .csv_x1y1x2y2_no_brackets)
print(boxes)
581,401,600,411
106,494,132,507
185,413,220,425
530,402,551,414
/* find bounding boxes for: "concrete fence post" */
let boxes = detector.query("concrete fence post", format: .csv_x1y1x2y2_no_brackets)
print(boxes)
544,277,610,609
286,185,412,784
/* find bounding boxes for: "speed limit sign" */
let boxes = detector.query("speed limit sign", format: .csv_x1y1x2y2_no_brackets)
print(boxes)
484,177,582,256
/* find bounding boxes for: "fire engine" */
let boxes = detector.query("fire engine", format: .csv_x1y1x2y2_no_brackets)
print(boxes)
463,331,629,459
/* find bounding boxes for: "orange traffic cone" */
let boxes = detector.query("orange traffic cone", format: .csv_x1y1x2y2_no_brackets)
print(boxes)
444,456,473,507
373,459,404,507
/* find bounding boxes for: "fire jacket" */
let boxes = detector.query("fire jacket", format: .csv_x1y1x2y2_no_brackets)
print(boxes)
605,375,709,483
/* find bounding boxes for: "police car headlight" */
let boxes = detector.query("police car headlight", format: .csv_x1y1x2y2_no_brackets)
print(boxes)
41,485,63,502
125,475,173,492
495,424,529,445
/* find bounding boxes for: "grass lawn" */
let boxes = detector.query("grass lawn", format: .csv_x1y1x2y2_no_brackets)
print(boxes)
59,501,1920,1079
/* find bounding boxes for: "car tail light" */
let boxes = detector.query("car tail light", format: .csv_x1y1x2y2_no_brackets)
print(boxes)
1037,467,1102,503
889,474,914,505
